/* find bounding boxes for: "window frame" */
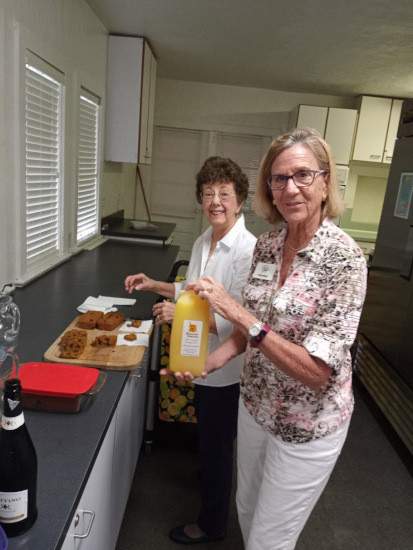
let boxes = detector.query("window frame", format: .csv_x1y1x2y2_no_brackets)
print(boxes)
16,50,69,284
75,88,101,245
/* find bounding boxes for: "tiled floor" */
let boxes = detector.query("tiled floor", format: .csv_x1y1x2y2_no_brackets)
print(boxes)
116,382,413,550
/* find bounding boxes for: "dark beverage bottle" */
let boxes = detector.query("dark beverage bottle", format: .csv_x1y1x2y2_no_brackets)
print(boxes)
0,378,38,537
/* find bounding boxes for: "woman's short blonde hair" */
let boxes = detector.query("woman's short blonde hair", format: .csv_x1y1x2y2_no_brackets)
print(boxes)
254,127,344,225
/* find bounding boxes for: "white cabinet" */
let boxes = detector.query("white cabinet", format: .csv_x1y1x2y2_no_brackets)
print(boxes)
294,105,357,165
383,99,403,163
352,96,402,163
325,108,358,165
111,367,147,542
138,41,157,164
61,365,148,550
61,418,116,550
105,35,157,165
296,105,328,136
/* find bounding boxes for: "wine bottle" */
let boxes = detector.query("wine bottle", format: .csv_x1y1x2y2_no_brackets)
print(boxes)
0,378,38,537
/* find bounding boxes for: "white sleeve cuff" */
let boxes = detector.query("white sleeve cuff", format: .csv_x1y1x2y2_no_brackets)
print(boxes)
215,313,233,343
303,335,334,369
174,281,185,302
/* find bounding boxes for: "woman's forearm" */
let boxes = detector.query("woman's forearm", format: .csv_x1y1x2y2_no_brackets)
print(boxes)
206,329,247,373
191,277,331,389
153,281,176,299
258,332,331,390
221,299,331,390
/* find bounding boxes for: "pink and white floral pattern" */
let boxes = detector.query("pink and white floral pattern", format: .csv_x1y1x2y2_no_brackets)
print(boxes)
241,218,367,443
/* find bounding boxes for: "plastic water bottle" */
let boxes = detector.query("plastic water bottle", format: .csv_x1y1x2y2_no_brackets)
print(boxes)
0,286,20,386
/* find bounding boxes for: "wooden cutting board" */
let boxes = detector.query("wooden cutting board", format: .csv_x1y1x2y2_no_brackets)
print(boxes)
43,316,150,370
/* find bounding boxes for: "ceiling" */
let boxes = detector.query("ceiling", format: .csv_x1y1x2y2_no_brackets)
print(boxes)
85,0,413,98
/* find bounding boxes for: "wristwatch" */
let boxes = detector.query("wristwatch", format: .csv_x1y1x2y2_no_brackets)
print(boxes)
248,321,270,348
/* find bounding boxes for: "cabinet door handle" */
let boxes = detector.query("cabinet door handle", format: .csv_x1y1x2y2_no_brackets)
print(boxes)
74,509,95,539
369,154,381,160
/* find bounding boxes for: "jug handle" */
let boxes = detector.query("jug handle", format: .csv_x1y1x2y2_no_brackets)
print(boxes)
9,301,21,335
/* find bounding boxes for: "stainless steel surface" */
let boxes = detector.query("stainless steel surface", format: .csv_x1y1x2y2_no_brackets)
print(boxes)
359,103,413,453
354,336,413,454
361,134,413,388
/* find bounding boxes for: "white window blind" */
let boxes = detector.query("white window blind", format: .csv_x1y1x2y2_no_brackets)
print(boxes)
76,91,100,243
25,56,64,268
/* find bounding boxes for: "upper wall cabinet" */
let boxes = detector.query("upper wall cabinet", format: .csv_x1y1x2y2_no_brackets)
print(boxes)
105,36,157,165
352,96,403,164
293,105,357,165
325,108,358,165
296,105,328,136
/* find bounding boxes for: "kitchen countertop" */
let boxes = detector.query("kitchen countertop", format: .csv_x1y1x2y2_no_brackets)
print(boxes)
101,211,175,246
8,239,179,550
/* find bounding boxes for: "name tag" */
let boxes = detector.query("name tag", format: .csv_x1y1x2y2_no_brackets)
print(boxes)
252,262,276,281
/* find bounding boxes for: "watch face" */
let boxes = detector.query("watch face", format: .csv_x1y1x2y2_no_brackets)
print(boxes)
249,322,262,338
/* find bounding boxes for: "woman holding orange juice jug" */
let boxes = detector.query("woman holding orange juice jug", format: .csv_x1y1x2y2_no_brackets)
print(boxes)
124,156,256,544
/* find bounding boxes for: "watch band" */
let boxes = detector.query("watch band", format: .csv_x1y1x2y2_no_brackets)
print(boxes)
250,323,271,348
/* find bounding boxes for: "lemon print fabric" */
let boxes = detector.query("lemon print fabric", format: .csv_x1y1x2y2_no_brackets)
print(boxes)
159,313,198,423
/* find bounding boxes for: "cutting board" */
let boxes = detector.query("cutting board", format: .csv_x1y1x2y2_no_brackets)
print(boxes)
44,316,149,370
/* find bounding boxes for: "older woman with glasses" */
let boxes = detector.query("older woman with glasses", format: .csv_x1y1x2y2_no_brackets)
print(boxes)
125,156,256,544
181,129,367,550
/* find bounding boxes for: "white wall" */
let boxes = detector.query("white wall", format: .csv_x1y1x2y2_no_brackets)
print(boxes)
0,0,107,286
155,78,356,135
0,0,360,284
345,162,390,210
111,77,356,220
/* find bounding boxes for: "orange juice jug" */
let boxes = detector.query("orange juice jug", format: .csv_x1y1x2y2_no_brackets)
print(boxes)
169,290,209,377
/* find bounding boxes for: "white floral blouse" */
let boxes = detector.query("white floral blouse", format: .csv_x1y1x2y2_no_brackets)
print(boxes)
241,218,367,443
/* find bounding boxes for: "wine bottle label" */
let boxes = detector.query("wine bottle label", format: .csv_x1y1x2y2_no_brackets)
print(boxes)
1,413,24,430
0,490,28,523
180,320,203,357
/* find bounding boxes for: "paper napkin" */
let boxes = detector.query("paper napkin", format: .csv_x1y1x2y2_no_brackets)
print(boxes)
117,333,150,347
118,320,153,334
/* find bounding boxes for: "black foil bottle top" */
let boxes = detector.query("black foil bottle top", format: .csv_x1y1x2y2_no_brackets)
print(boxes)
3,378,22,417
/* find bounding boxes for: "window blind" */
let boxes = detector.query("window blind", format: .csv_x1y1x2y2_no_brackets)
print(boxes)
76,92,100,243
25,61,63,266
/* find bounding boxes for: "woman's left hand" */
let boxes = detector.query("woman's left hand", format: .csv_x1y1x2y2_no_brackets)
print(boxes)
186,276,238,321
152,300,176,325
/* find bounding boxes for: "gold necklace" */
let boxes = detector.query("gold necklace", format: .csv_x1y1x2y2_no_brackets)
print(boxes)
284,241,302,252
284,235,313,252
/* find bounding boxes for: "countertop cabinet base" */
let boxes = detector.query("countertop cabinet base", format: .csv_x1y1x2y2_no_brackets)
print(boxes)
61,363,148,550
60,418,116,550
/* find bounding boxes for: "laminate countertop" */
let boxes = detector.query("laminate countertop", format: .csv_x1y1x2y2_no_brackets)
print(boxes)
7,240,179,550
101,218,176,246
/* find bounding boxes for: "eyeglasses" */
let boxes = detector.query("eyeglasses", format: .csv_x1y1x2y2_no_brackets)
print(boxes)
267,169,328,191
201,190,236,202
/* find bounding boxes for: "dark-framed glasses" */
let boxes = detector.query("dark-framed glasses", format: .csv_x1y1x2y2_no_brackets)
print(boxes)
267,169,328,191
201,189,236,202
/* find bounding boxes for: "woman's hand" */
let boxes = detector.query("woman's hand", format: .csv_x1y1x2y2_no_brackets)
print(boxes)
124,273,155,294
159,368,196,382
152,300,176,325
186,276,239,321
159,347,225,381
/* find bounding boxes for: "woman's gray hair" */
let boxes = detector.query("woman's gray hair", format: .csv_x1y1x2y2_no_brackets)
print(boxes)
254,127,344,225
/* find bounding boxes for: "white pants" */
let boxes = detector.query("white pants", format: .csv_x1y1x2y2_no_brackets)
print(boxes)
236,400,350,550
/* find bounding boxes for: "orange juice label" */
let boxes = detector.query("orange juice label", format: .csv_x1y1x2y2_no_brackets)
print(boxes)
180,320,203,357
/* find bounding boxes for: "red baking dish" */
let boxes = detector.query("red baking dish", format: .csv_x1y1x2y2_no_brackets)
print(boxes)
18,362,105,413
